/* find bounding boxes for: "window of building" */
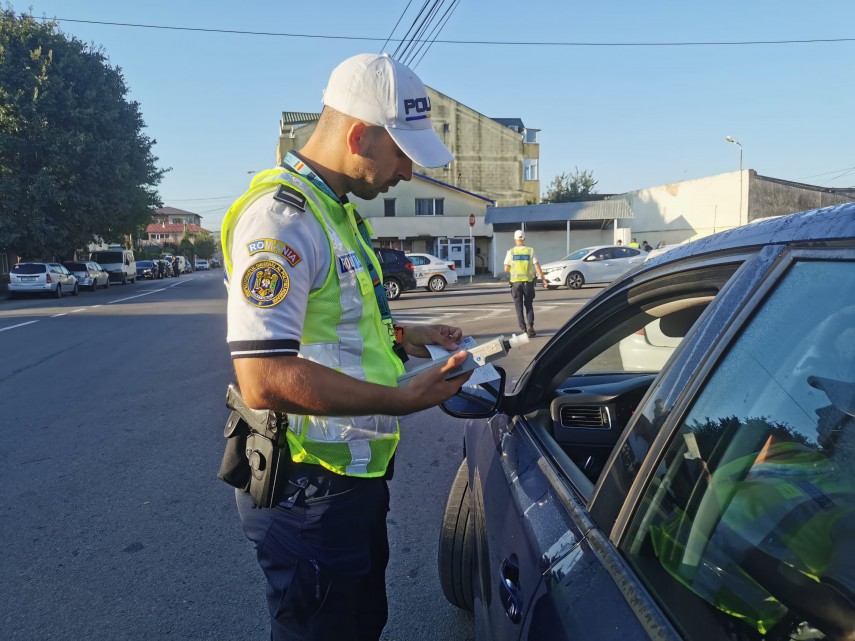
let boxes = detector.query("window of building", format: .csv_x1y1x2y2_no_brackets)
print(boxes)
415,198,444,216
384,199,396,217
524,128,539,144
0,252,8,276
524,158,539,181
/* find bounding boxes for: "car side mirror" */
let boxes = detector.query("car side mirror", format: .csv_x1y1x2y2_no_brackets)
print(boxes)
440,366,506,418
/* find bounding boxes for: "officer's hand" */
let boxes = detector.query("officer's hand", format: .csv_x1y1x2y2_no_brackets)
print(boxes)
397,350,473,413
401,324,462,358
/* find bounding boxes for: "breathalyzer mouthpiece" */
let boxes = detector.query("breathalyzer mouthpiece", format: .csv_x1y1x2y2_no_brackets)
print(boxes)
507,332,530,350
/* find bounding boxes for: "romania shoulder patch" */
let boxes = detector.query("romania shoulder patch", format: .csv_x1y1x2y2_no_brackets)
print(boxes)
241,260,290,308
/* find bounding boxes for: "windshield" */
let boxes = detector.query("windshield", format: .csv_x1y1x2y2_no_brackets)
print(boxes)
562,248,593,261
91,252,123,264
137,260,154,267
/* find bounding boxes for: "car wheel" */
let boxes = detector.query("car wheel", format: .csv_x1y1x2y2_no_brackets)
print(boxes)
104,279,110,289
438,460,475,612
54,284,62,298
383,278,402,301
428,275,447,292
566,271,584,289
72,283,78,296
8,292,17,300
121,274,127,285
90,281,97,292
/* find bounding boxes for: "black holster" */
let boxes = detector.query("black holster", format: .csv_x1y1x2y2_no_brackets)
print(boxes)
217,384,292,508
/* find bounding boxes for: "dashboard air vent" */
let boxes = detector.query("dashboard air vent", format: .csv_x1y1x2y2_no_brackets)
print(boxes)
560,405,609,429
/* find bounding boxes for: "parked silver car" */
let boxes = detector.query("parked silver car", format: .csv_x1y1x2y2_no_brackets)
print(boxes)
9,262,79,298
62,261,110,291
541,245,644,289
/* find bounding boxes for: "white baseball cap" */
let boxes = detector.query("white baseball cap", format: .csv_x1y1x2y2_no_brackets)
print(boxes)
322,53,454,169
514,230,525,240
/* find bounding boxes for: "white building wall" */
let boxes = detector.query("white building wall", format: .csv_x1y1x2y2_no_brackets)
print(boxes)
614,170,745,247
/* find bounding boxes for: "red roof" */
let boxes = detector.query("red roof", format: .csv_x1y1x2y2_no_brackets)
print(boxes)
145,223,209,234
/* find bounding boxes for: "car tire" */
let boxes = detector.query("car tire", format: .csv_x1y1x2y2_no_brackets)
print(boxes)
428,275,447,292
90,281,97,292
8,292,17,300
383,277,402,301
566,271,584,289
121,274,127,285
438,460,475,612
104,279,110,289
54,284,62,298
72,283,78,296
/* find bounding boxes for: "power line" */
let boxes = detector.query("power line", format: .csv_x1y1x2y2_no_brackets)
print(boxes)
410,0,460,70
38,17,855,48
399,0,445,66
391,1,433,59
380,0,413,54
798,165,855,180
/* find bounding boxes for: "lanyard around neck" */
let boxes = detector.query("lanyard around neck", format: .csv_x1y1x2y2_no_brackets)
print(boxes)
283,151,340,203
282,152,407,362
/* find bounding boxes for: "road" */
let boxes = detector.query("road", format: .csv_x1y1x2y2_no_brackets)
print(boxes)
0,273,600,641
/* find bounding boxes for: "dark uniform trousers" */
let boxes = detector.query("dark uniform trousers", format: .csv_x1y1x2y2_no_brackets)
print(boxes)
237,463,391,641
511,280,536,331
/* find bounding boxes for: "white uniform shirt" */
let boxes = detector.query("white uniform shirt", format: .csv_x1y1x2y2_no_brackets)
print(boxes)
226,192,330,358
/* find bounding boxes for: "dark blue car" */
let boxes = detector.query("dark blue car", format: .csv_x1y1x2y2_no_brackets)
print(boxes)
438,203,855,641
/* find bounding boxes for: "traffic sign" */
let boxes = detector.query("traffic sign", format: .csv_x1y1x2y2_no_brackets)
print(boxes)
469,214,475,227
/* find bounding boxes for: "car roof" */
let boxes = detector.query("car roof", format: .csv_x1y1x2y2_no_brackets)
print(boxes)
642,203,855,270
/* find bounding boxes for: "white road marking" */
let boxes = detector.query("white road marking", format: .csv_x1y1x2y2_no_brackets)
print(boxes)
0,320,39,332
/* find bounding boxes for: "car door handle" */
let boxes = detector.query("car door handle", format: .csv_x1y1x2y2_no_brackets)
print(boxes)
498,556,523,624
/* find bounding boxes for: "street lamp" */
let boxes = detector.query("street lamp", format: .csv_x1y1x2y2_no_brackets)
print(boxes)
725,136,744,223
725,136,743,172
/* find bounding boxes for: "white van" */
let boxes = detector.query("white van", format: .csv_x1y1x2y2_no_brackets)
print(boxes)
90,247,137,284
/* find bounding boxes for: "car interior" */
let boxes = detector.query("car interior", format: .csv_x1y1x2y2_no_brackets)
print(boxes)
531,295,719,487
506,262,744,500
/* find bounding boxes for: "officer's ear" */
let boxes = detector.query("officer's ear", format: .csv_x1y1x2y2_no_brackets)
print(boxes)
346,121,369,156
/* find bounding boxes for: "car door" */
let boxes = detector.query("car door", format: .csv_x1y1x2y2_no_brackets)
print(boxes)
409,255,427,285
466,252,761,640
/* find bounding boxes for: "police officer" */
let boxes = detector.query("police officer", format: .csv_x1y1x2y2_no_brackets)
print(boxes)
504,229,547,337
221,53,472,641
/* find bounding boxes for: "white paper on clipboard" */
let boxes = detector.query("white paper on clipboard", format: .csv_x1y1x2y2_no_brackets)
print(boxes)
423,337,500,387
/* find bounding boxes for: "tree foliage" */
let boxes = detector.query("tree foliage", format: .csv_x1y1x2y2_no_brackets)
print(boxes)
0,8,166,258
542,168,598,203
192,232,216,260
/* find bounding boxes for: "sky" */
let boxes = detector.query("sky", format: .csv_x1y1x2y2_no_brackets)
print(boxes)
17,0,855,232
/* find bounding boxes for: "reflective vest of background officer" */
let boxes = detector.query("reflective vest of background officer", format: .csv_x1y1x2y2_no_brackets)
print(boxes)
508,245,536,282
221,168,404,477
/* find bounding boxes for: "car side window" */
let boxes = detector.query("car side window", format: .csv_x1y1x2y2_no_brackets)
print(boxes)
621,259,855,641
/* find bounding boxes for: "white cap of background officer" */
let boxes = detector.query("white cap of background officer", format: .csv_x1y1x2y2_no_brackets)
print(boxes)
322,53,453,169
